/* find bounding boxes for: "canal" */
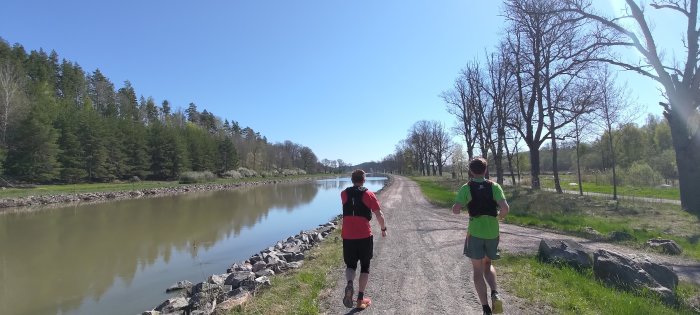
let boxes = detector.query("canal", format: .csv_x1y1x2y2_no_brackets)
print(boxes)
0,176,386,315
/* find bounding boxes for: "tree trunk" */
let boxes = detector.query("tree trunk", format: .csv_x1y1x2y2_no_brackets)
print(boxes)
668,105,700,214
529,148,541,189
551,138,563,193
575,118,583,196
607,132,618,200
505,139,517,187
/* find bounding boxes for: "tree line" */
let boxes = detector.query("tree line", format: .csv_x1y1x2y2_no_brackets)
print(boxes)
0,38,325,183
379,0,699,214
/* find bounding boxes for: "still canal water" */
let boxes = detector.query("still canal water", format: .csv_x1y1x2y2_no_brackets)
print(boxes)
0,177,386,315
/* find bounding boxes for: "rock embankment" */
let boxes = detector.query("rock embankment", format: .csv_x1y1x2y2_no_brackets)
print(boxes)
0,178,313,210
142,220,339,315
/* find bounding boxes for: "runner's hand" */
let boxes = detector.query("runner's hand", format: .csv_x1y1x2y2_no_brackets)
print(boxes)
381,229,387,237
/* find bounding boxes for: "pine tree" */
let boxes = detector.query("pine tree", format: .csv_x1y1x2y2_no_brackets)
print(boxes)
78,103,109,181
55,110,86,182
4,83,61,182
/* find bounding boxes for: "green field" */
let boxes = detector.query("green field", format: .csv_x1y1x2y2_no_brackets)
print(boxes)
538,175,680,200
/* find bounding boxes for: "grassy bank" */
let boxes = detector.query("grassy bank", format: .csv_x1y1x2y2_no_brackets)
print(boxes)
538,175,680,200
411,176,700,260
231,228,342,314
411,175,700,314
0,174,330,199
499,254,699,314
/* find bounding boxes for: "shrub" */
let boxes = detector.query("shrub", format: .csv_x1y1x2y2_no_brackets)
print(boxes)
179,171,217,184
237,167,258,177
221,170,242,179
620,162,662,187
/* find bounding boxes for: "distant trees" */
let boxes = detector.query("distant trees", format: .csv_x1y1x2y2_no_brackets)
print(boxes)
380,120,454,176
0,38,321,183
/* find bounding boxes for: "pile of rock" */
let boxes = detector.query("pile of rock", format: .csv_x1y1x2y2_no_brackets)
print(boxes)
538,239,679,305
142,221,338,315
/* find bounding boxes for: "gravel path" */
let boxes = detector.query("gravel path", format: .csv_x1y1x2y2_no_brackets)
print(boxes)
320,175,700,315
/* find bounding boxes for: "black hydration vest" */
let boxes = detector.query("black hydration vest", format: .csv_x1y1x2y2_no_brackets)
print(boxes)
467,180,499,217
343,186,372,221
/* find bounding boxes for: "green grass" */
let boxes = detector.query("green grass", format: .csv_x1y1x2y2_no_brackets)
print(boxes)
539,176,680,200
498,254,700,314
0,174,329,199
410,176,459,208
230,228,342,314
505,189,700,260
411,176,700,260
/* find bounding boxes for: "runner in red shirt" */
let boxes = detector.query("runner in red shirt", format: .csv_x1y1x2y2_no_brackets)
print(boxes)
340,169,387,310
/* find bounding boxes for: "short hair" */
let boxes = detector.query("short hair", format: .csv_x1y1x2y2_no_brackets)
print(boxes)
469,157,488,175
351,169,366,184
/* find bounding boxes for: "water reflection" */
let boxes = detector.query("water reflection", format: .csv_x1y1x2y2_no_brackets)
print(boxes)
0,177,385,315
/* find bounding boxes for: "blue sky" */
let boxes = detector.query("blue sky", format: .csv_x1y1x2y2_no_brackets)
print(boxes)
0,1,672,164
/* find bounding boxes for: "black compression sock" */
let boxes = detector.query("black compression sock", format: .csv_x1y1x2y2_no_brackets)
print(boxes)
357,292,364,300
491,290,498,296
483,304,492,313
347,280,352,286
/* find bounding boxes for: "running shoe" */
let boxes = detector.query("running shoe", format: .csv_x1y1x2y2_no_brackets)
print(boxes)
342,283,354,308
356,297,372,309
491,292,503,314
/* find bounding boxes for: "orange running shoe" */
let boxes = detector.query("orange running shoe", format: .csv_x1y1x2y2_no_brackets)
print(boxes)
356,297,372,309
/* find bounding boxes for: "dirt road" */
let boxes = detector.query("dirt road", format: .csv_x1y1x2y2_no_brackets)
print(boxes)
321,175,700,315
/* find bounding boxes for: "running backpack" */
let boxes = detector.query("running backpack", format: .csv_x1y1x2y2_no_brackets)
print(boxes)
342,186,372,221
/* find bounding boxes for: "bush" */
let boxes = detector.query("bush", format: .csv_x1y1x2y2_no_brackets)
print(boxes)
179,171,217,184
237,167,258,177
620,162,662,187
221,170,242,179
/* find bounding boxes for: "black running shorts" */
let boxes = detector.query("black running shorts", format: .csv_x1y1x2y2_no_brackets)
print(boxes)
343,236,374,273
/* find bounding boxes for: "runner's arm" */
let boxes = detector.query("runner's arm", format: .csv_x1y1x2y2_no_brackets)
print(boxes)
452,203,463,214
497,200,509,220
374,209,387,237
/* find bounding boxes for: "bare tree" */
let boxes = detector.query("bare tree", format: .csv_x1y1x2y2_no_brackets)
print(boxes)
409,121,432,176
504,0,604,189
562,0,700,213
442,68,478,159
483,45,516,184
595,67,635,200
429,121,453,176
0,61,23,147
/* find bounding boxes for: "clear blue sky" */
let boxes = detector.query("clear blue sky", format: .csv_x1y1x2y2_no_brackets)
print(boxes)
1,0,671,164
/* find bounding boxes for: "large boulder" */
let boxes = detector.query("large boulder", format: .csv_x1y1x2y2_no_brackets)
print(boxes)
255,276,271,288
538,239,592,269
166,280,193,293
251,260,267,273
224,271,256,290
213,291,252,315
154,296,189,313
189,283,226,314
646,239,683,255
593,249,677,305
207,273,228,286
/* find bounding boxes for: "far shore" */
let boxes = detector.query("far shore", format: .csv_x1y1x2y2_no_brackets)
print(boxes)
0,174,340,213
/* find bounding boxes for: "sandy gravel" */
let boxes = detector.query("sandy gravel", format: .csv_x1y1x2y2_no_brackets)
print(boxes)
320,175,700,315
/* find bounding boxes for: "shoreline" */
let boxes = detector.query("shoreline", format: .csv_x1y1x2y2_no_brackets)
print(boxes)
144,174,394,315
0,175,335,214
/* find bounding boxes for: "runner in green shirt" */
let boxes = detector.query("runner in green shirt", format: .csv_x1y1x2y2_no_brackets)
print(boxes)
452,157,509,315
